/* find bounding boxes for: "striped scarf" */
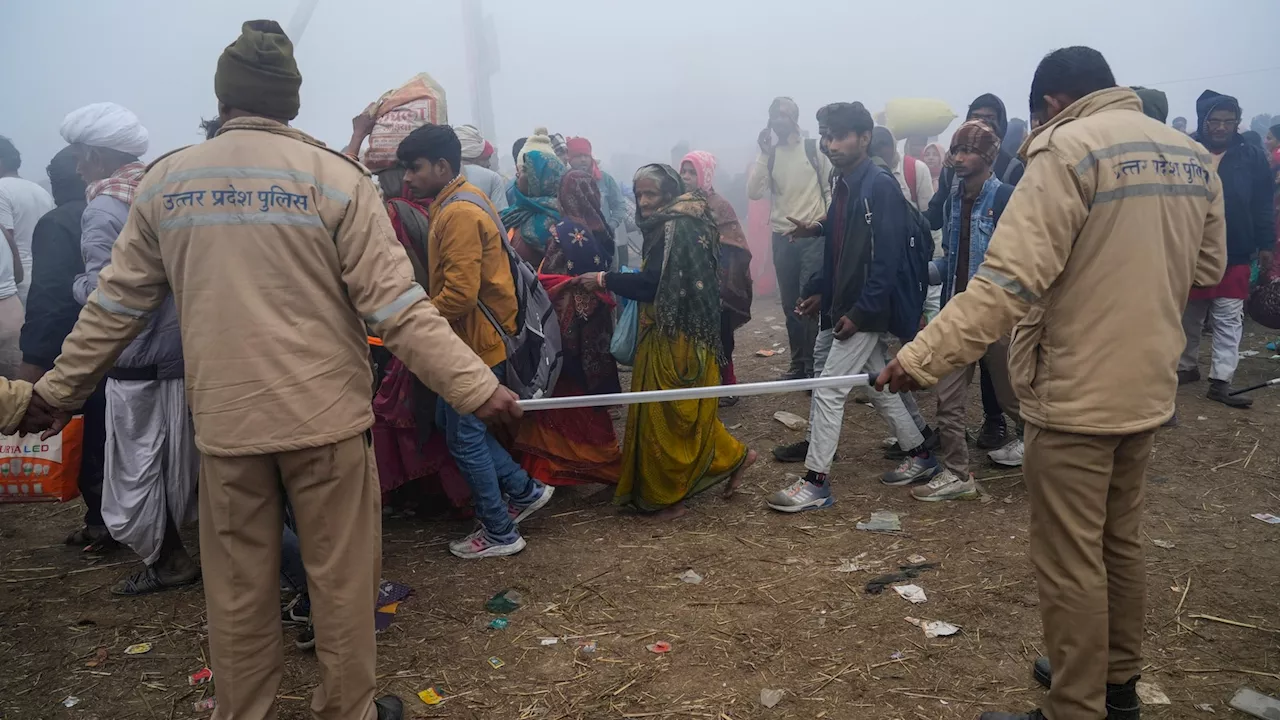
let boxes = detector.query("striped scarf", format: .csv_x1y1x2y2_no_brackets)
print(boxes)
86,162,147,206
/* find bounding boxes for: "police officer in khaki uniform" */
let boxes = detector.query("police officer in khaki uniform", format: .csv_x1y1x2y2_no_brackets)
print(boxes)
25,20,519,720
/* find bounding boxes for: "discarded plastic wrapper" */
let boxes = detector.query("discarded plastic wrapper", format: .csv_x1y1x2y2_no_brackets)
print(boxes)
487,656,505,669
488,617,509,630
193,697,217,712
760,688,784,708
647,641,673,654
188,667,213,686
85,646,108,667
905,616,959,637
857,510,902,532
1251,513,1280,524
540,637,559,645
417,687,445,705
124,642,152,655
485,589,523,613
518,374,871,411
893,584,928,604
62,696,81,708
1135,681,1170,706
1151,539,1176,549
755,349,778,357
773,411,809,431
1229,687,1280,718
678,569,703,584
578,640,597,653
835,555,878,573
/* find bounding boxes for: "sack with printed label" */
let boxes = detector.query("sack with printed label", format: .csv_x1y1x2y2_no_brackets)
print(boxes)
361,73,449,172
0,416,84,502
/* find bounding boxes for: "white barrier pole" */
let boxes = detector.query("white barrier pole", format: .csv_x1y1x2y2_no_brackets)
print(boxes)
517,374,872,411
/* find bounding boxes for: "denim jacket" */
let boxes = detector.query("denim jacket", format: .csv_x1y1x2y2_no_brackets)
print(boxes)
934,174,1011,306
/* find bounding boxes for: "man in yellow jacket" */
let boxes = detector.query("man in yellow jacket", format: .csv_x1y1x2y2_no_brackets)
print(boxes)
398,123,555,560
877,47,1226,720
24,20,518,720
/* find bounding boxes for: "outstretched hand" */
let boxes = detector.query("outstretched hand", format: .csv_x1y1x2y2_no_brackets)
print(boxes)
875,358,921,394
784,216,822,239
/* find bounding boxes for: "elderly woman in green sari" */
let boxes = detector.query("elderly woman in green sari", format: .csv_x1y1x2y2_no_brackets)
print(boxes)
499,150,566,264
576,164,757,519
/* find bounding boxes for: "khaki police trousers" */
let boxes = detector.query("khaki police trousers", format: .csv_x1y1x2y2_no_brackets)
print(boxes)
200,434,380,720
1023,425,1151,720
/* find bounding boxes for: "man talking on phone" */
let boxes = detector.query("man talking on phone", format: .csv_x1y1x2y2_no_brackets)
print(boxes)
747,96,832,385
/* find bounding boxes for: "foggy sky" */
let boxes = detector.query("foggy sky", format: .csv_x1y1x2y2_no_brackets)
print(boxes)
4,0,1278,186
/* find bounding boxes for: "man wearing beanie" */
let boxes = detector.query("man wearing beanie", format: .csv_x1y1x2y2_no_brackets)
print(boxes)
23,19,518,720
1179,89,1276,407
911,119,1019,503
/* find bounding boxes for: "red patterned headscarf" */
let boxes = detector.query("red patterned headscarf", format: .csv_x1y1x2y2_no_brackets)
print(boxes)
558,170,613,246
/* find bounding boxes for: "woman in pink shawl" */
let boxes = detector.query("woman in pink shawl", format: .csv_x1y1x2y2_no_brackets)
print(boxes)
921,142,947,185
680,151,753,406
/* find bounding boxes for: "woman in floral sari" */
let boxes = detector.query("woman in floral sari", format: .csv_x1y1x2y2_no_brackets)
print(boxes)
577,164,757,519
515,170,623,485
680,151,753,407
499,150,566,265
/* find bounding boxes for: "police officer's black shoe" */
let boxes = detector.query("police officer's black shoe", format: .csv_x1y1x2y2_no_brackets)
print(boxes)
375,695,404,720
979,711,1045,720
1031,657,1141,720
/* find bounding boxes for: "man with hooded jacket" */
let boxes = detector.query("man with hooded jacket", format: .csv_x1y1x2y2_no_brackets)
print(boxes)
1178,89,1276,407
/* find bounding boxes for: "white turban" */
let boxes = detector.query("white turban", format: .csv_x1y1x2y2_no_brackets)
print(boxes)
60,102,149,156
455,124,486,161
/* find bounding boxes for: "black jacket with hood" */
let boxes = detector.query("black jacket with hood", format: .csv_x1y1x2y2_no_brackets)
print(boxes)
19,155,87,370
1194,89,1275,266
926,93,1026,231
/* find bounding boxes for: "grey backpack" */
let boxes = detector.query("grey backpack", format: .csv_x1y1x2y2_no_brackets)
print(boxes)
438,190,563,400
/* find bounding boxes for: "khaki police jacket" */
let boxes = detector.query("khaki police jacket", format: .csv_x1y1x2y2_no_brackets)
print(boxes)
898,87,1227,435
35,117,498,456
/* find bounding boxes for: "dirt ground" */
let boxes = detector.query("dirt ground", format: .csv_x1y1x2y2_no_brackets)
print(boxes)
3,295,1279,720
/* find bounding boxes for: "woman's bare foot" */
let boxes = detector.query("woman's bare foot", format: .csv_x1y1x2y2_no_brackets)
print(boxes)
650,503,688,521
724,449,758,498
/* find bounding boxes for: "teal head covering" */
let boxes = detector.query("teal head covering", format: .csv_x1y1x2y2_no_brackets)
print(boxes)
499,150,566,256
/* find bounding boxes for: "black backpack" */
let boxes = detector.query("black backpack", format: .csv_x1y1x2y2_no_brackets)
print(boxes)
856,168,934,342
438,190,563,400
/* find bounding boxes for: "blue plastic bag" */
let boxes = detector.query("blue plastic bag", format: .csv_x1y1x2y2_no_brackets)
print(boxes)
611,298,639,365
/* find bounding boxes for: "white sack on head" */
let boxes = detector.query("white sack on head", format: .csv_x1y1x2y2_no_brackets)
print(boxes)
456,124,486,161
60,102,150,156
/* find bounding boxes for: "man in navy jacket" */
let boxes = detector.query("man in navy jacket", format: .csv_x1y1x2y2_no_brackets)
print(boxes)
1179,90,1275,407
765,102,937,514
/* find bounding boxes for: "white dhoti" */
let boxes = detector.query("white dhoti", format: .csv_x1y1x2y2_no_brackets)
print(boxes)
102,378,198,564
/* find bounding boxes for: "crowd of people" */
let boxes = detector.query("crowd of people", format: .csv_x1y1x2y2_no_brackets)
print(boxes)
0,16,1276,720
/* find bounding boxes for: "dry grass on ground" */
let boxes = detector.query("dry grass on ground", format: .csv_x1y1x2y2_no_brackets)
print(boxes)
2,297,1279,719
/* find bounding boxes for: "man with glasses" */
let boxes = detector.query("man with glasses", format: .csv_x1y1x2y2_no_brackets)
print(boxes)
1179,90,1276,407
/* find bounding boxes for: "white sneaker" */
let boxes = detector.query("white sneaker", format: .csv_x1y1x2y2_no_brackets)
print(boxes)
988,437,1024,467
449,528,527,559
910,469,979,502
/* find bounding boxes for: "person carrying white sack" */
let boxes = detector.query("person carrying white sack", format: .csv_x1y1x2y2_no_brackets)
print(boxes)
61,102,199,596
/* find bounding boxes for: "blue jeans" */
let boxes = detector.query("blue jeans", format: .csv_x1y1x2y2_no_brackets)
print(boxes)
437,366,536,542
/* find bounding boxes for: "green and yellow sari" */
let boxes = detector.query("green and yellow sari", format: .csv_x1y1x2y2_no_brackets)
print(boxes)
615,166,748,512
